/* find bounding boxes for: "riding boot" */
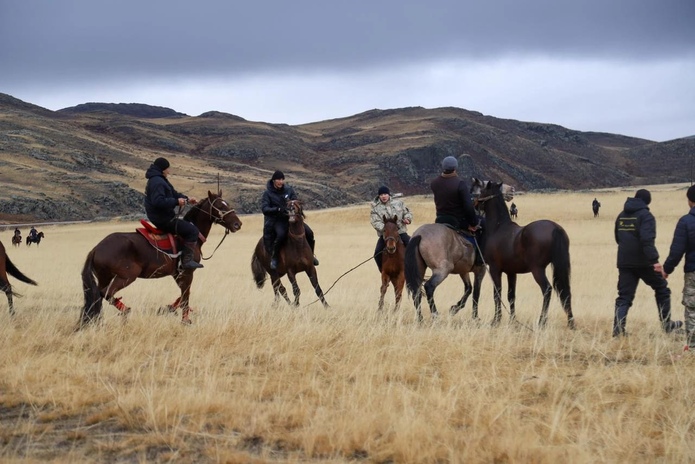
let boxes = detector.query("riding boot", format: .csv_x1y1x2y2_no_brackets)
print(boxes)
181,242,203,269
270,241,281,270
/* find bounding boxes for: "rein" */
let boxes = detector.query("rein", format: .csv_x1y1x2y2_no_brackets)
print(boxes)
190,198,236,261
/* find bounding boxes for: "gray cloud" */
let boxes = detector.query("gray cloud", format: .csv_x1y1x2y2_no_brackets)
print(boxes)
1,0,694,141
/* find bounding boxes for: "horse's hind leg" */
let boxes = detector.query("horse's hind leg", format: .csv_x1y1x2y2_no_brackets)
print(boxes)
103,276,135,319
270,273,291,305
424,272,447,319
287,271,301,307
531,268,552,327
3,285,14,316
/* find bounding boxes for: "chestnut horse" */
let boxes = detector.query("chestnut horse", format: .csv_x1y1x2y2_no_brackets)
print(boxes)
251,199,328,308
11,234,22,247
475,181,575,328
405,223,485,322
79,191,242,328
0,240,37,315
378,215,405,311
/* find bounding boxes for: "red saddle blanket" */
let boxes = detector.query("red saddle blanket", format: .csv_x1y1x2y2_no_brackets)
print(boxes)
136,220,179,254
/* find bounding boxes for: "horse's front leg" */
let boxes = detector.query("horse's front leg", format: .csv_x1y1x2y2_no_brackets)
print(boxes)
531,268,552,327
393,273,405,313
507,273,517,321
3,286,14,316
489,268,503,326
472,264,486,320
270,271,291,305
175,272,194,324
306,268,329,308
378,272,389,311
287,270,301,307
450,273,472,317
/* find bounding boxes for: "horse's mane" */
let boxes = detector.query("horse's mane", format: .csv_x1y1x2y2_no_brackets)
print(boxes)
183,196,215,223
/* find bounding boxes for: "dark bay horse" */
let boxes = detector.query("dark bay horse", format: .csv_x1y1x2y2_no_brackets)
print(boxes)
0,240,37,315
405,223,485,322
80,191,242,327
378,216,405,311
11,234,22,247
476,182,575,328
26,231,44,246
251,200,328,308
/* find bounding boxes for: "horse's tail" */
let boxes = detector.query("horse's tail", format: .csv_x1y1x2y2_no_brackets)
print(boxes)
251,253,267,289
5,256,38,286
405,235,424,297
79,249,103,329
551,228,572,307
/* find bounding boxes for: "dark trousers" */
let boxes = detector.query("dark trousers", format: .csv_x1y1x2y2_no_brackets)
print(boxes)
614,266,672,335
374,233,410,271
153,218,199,244
264,221,316,254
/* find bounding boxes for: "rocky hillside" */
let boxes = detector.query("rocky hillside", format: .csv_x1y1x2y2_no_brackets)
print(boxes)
0,93,692,222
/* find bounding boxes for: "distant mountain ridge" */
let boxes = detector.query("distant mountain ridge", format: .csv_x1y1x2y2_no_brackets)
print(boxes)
0,92,693,222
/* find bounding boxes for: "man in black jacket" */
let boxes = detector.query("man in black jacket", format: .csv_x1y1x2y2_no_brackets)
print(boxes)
144,157,203,270
663,185,695,350
613,189,681,336
430,156,479,232
261,170,318,270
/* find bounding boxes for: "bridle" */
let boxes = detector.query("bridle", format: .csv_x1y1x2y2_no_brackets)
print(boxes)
192,196,237,260
286,200,306,238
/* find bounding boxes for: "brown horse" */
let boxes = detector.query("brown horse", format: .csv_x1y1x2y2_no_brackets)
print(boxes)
475,181,575,328
251,199,328,308
0,240,37,315
79,191,242,328
378,215,405,311
405,223,485,322
11,234,22,247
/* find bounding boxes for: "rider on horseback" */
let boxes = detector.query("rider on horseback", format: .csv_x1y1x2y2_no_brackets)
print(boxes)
430,156,483,263
29,226,37,240
261,170,318,270
370,185,413,272
144,157,203,270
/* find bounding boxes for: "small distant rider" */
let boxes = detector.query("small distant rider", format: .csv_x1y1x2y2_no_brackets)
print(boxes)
144,157,203,270
261,170,318,270
13,227,21,238
29,226,37,240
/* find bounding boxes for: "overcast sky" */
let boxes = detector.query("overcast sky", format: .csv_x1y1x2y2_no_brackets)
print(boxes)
1,0,693,142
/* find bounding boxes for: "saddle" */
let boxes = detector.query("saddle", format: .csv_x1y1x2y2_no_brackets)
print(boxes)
441,223,484,265
136,220,180,256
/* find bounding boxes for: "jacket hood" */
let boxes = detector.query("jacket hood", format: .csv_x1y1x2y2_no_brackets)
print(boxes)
146,165,165,179
623,197,649,214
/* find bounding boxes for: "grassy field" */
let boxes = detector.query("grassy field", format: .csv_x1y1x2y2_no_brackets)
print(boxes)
1,184,694,463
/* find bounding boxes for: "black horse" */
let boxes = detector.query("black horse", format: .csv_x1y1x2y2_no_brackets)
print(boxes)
26,231,44,246
475,182,575,328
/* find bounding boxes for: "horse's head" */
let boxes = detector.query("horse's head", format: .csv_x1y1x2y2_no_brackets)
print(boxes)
286,200,305,224
382,215,400,254
202,190,242,232
470,177,490,200
476,182,516,209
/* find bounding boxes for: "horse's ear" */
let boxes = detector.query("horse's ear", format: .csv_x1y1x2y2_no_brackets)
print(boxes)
393,215,398,222
383,214,388,222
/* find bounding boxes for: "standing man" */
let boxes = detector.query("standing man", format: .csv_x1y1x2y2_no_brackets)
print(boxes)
593,198,601,218
613,189,682,336
261,170,318,270
662,185,695,350
144,157,203,270
370,185,413,272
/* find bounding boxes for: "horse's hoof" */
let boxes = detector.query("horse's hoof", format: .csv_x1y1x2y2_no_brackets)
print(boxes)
181,318,192,325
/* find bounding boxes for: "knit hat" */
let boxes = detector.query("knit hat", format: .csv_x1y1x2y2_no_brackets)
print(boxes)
635,189,652,205
271,170,285,181
441,156,458,172
153,157,170,171
687,185,695,203
378,186,390,195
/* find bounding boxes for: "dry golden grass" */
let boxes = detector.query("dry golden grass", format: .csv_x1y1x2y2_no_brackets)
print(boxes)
2,184,695,463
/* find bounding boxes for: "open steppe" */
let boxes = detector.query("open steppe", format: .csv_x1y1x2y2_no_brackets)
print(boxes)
1,183,695,463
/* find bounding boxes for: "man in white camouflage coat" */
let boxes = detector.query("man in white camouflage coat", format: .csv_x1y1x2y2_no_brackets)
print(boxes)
370,185,413,272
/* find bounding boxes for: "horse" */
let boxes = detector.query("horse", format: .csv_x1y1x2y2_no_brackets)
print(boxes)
251,199,328,308
405,222,485,322
11,234,22,247
0,240,38,315
26,231,44,246
378,215,406,312
475,181,575,328
510,203,518,220
79,191,242,328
